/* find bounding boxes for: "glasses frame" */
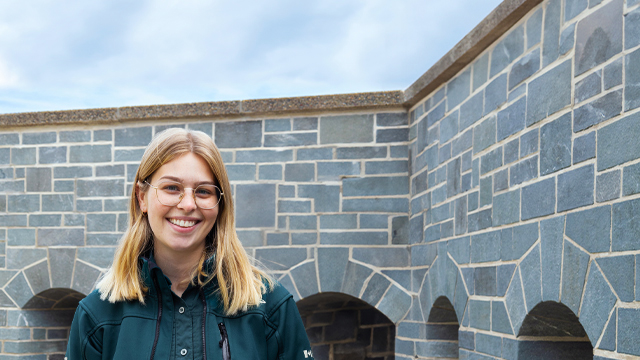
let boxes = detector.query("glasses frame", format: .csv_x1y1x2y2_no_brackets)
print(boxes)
144,180,224,210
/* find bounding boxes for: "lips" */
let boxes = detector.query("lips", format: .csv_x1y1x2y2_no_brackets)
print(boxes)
168,218,199,228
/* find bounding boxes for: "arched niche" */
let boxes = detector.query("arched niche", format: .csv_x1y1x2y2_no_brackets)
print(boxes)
4,288,85,359
424,296,460,359
296,292,395,360
517,301,592,359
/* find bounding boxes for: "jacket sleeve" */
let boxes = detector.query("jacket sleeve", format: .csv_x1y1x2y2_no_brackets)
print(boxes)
269,296,314,360
66,303,103,360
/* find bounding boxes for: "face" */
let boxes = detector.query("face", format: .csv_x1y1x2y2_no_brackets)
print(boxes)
137,152,220,257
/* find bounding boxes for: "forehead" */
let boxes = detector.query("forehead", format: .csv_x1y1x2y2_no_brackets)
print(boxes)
152,152,215,183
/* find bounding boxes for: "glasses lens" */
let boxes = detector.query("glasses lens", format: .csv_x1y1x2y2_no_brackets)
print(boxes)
156,181,184,206
194,185,222,209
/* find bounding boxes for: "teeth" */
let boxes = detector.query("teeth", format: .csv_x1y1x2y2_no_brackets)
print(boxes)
169,218,196,228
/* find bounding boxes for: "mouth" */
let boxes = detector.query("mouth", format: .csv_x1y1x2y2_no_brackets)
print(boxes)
167,218,200,228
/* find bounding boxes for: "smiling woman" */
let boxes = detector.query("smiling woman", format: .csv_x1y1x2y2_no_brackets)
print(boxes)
65,128,313,360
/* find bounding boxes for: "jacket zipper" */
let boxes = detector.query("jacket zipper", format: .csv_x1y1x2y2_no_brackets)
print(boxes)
150,275,163,360
218,322,230,360
200,290,207,360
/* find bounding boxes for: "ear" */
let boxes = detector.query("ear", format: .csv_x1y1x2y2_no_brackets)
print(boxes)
136,182,148,213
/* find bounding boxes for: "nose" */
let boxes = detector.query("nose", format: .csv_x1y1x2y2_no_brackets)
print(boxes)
177,188,198,211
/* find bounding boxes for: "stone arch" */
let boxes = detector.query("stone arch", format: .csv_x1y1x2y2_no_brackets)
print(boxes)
296,292,395,360
422,296,460,359
277,251,414,325
517,301,592,359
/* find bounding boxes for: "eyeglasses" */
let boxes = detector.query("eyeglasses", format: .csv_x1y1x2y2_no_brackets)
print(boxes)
145,180,223,209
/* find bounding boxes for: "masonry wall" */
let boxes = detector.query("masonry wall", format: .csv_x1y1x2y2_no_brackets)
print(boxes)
0,0,640,359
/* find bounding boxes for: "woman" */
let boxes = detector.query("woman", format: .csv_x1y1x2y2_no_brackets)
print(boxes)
66,128,313,359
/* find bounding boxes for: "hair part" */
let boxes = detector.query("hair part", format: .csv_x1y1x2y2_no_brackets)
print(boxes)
96,128,273,315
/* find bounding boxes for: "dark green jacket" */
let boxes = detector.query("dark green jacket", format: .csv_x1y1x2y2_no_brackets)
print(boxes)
65,258,313,360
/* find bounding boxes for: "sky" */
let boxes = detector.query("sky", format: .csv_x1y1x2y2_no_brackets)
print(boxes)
0,0,503,115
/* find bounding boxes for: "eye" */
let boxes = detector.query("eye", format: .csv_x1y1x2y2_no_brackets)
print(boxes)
160,183,182,193
195,187,214,196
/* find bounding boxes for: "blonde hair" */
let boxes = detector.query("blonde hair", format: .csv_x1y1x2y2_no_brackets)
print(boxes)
97,128,272,315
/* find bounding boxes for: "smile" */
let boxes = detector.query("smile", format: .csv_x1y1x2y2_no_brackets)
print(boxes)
168,218,198,228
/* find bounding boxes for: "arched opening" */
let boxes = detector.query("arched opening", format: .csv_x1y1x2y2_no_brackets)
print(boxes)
518,301,592,359
296,292,395,360
425,296,459,359
5,288,85,360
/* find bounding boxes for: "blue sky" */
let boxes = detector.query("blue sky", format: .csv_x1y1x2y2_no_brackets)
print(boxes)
0,0,502,114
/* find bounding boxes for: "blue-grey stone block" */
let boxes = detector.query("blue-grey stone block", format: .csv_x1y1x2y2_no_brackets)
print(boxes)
580,264,617,347
484,74,508,116
93,129,112,141
69,145,112,163
236,184,275,227
439,143,451,164
0,179,23,193
509,49,540,90
316,161,360,180
452,129,472,158
626,7,640,49
474,266,496,296
562,240,590,314
447,236,470,265
427,99,446,128
624,162,640,196
574,90,622,132
432,201,452,223
384,270,412,292
447,69,471,111
454,197,467,236
362,273,391,306
520,244,542,312
284,163,315,182
277,199,311,214
410,215,424,245
603,57,623,90
540,216,563,301
320,231,387,245
492,301,513,335
521,178,555,220
76,199,102,212
37,228,84,246
480,147,502,175
42,194,74,212
472,158,480,187
573,132,596,164
7,195,39,213
494,167,510,193
618,308,640,355
473,53,489,91
626,48,640,111
440,220,454,238
501,223,538,261
54,180,74,192
598,112,640,170
59,130,90,142
493,189,519,226
391,145,408,158
11,148,36,165
26,168,51,192
5,273,33,307
256,248,306,271
0,133,19,145
186,122,212,137
469,299,490,330
520,128,538,157
114,127,152,147
557,165,594,212
527,8,543,48
365,160,408,175
575,70,602,104
447,157,461,198
597,255,634,302
415,341,459,359
597,169,620,202
343,197,408,213
77,179,124,197
290,232,316,245
599,309,616,351
265,133,317,147
343,176,408,197
540,112,571,175
96,165,125,178
497,97,526,141
505,268,527,332
23,132,56,145
497,262,516,297
29,214,61,227
575,0,623,75
290,261,318,298
317,248,348,292
425,225,441,243
461,173,471,192
460,92,483,131
320,114,374,144
559,23,576,55
320,214,357,229
353,247,409,268
7,229,35,246
38,146,67,164
296,148,332,161
527,60,572,126
87,213,116,232
417,117,429,153
460,267,475,296
471,230,501,263
475,333,502,358
613,197,640,251
467,209,492,232
510,156,537,186
467,191,478,212
377,112,406,127
509,83,526,101
377,128,408,143
104,199,126,212
215,121,262,148
296,184,338,213
473,116,496,154
377,285,412,323
257,164,282,181
439,111,459,144
113,149,144,162
392,216,409,244
236,149,293,163
490,26,524,77
288,215,316,230
337,146,386,159
264,118,290,132
566,0,588,21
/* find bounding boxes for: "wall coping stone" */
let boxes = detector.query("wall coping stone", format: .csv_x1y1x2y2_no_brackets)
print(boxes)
0,0,541,127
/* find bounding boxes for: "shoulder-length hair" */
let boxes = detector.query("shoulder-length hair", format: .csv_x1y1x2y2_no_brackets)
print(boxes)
97,128,272,315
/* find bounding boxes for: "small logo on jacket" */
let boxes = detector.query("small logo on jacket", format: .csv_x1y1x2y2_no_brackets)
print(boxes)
303,349,313,358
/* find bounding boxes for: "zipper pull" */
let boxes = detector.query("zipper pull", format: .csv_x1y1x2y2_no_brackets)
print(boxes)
218,322,230,360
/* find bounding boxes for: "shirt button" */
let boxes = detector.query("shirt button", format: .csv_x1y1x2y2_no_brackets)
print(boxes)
179,306,185,314
180,348,187,356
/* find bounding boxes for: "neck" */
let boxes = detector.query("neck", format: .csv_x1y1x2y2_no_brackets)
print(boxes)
153,245,203,297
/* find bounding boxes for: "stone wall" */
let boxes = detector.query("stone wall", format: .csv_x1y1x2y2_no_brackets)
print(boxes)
0,0,639,359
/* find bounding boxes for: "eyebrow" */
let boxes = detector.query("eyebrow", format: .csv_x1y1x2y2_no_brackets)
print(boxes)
157,175,216,186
